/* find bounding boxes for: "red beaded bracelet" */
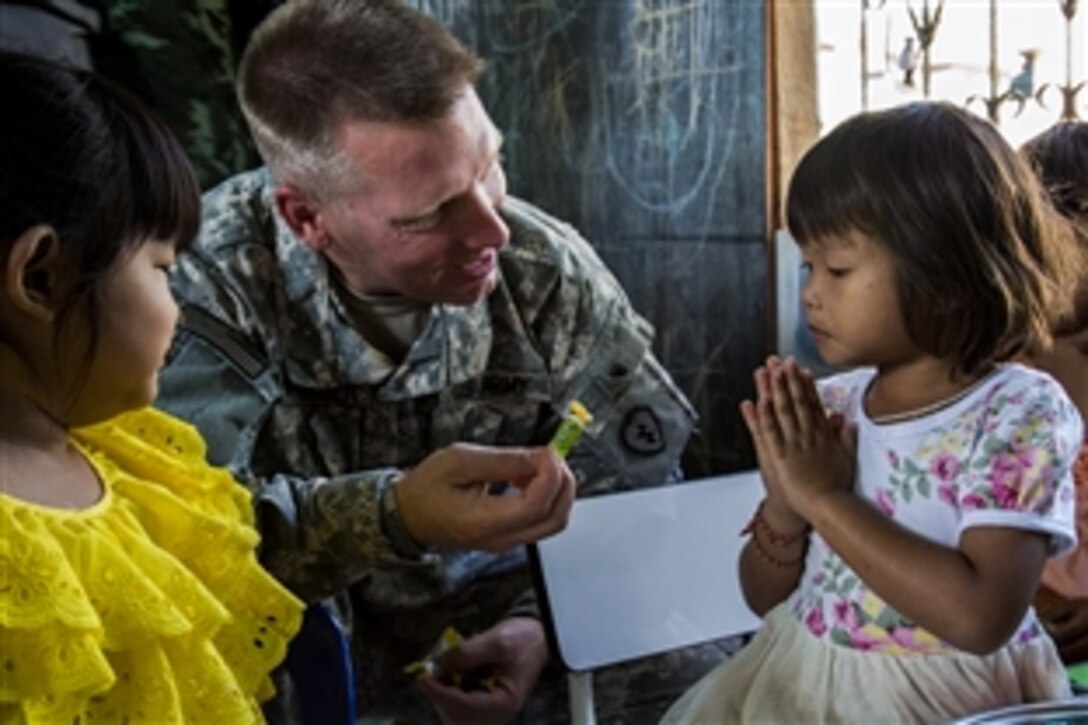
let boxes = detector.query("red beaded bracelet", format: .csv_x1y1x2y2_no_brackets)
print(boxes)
740,500,810,547
748,532,806,568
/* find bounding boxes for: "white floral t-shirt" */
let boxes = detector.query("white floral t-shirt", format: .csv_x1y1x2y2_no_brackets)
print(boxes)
789,364,1082,655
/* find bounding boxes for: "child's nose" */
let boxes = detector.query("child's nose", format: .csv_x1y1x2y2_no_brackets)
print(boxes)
801,277,821,309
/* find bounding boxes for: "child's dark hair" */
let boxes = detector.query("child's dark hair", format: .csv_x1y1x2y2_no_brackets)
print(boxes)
0,50,199,352
1021,121,1088,336
786,101,1080,377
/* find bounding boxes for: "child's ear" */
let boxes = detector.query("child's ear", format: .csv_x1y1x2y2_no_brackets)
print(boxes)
5,224,64,322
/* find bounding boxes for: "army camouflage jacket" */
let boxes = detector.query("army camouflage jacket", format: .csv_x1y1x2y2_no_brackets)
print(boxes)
157,166,696,630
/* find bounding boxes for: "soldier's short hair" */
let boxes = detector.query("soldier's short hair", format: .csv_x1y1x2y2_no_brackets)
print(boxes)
238,0,484,196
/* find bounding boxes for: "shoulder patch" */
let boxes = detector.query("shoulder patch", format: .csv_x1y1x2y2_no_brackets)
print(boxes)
621,406,666,455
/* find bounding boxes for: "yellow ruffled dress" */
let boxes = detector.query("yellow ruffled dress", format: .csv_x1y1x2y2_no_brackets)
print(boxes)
0,407,303,724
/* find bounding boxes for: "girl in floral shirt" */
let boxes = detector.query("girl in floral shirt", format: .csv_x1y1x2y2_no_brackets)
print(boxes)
663,103,1084,724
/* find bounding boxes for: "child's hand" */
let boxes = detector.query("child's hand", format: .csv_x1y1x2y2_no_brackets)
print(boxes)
741,356,806,531
743,357,856,521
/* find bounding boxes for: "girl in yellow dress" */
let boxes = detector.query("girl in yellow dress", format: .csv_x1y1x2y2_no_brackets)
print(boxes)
0,50,303,723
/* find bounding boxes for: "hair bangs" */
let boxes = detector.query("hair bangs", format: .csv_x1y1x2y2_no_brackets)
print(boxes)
786,125,885,248
91,76,201,253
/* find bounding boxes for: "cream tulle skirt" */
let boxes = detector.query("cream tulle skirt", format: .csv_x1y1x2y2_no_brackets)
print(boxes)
660,604,1070,724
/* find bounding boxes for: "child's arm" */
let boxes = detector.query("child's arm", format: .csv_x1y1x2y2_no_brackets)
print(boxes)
737,493,809,615
737,357,829,614
804,491,1048,654
763,361,1052,654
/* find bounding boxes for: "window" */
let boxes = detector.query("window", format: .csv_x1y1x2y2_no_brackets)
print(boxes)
816,0,1087,144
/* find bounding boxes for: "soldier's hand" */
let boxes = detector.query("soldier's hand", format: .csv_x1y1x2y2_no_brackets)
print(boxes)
396,443,575,552
417,616,549,725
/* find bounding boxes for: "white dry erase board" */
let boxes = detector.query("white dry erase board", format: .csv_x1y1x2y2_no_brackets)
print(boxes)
529,470,764,672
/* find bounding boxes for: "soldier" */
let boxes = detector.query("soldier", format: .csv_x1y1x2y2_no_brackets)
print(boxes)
156,0,699,722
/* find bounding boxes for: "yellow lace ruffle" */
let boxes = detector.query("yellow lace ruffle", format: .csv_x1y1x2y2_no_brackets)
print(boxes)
0,408,303,724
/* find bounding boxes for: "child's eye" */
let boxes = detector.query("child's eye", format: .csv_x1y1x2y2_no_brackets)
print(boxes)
827,267,850,278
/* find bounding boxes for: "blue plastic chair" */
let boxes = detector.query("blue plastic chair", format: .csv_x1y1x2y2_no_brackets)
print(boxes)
282,603,357,725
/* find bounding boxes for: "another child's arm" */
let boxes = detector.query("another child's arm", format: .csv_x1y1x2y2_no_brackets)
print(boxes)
762,361,1052,654
1038,597,1088,664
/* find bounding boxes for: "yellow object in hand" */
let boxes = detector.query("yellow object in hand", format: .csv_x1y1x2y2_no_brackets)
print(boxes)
403,626,498,692
548,400,593,458
404,626,464,681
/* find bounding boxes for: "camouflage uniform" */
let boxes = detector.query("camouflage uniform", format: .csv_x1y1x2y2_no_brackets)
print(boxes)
157,168,702,721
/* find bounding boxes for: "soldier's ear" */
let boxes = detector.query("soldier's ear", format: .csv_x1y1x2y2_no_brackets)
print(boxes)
275,184,331,251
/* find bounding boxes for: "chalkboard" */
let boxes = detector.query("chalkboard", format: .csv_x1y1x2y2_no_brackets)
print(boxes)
414,1,769,476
